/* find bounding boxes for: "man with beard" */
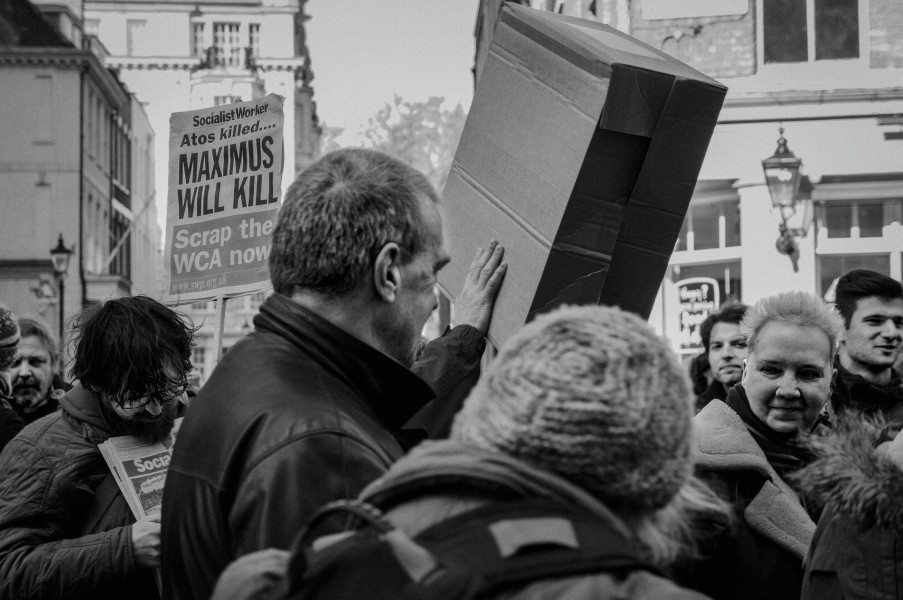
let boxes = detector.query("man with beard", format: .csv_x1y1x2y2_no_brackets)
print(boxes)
831,269,903,420
9,317,69,424
0,296,193,600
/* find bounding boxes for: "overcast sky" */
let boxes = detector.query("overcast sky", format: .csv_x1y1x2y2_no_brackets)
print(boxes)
305,0,480,146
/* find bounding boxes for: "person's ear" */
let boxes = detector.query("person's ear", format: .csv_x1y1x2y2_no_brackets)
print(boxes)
740,358,749,382
373,242,402,303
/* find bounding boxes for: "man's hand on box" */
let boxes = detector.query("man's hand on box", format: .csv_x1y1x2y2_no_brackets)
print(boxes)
453,240,507,336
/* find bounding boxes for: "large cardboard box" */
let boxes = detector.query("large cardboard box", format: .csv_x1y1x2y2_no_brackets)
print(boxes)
437,4,727,347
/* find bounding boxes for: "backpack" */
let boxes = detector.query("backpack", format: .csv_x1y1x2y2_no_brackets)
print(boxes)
277,494,659,600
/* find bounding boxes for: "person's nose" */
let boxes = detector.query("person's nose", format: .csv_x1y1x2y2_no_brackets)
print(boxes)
16,362,32,378
776,375,801,399
880,319,901,340
144,400,163,416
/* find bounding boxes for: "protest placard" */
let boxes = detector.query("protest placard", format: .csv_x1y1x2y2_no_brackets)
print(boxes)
163,94,285,302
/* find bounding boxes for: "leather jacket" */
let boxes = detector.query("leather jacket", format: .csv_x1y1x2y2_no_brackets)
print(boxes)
161,293,484,600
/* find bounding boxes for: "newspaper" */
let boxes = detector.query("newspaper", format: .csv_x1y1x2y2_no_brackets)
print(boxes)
98,418,182,598
98,418,182,519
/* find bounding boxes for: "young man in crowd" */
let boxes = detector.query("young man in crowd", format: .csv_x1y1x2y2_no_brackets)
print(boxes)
0,296,194,600
9,317,68,424
831,269,903,419
162,148,507,600
695,303,749,412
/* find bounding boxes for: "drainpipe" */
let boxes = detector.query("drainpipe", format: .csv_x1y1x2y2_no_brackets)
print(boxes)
79,62,87,308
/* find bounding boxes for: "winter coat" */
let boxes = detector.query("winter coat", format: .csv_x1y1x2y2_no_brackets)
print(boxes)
161,293,486,600
0,382,157,600
350,440,712,600
830,360,903,421
0,398,24,454
680,399,815,600
795,414,903,600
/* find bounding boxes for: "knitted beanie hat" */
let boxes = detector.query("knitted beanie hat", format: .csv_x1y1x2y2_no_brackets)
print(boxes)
0,302,20,371
451,304,694,511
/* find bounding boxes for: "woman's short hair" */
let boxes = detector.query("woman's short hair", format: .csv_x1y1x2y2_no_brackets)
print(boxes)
741,291,844,359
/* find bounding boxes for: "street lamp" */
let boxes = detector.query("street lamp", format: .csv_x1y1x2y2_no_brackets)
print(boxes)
49,234,73,339
762,127,804,255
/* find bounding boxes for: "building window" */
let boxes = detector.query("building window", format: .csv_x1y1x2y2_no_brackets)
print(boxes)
675,197,741,252
762,0,859,64
191,345,206,383
109,209,132,280
213,22,241,67
249,23,260,58
818,254,891,296
126,19,146,56
213,95,242,106
818,200,903,239
192,22,205,57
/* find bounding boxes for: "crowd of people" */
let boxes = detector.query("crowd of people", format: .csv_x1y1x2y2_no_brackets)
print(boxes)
0,148,902,600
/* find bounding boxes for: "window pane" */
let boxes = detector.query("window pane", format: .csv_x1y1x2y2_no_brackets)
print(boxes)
815,0,859,60
192,23,205,57
724,200,741,247
858,203,884,238
763,0,808,63
818,254,890,296
823,203,852,238
691,203,720,250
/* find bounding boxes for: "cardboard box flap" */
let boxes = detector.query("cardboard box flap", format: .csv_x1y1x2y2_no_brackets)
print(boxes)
528,127,649,319
599,64,676,138
599,77,727,316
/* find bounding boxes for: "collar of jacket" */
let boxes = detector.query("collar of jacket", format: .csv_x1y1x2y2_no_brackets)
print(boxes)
833,358,903,414
695,400,815,558
58,381,116,440
254,293,435,432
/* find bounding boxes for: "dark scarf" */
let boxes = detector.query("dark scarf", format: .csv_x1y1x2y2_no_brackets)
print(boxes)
725,386,816,478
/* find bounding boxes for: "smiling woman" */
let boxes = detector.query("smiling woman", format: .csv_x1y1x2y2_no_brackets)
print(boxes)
677,291,845,600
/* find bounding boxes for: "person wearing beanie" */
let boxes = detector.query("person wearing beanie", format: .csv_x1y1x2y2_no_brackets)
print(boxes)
0,302,25,453
211,305,726,600
678,291,844,600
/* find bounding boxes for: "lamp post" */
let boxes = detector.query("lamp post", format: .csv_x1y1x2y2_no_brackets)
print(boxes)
49,234,73,339
761,127,803,255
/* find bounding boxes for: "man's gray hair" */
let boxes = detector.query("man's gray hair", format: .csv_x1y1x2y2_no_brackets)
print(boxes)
269,148,439,296
18,317,59,368
741,291,845,358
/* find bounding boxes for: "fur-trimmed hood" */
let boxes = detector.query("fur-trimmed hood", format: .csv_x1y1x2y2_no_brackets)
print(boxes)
794,413,903,530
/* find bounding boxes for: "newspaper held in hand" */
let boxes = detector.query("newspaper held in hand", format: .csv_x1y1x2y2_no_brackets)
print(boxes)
98,418,182,598
98,417,182,518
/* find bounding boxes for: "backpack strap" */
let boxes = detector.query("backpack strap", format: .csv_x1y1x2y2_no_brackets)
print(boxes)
412,496,659,595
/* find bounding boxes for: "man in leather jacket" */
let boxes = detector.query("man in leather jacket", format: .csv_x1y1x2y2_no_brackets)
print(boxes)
161,148,507,600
